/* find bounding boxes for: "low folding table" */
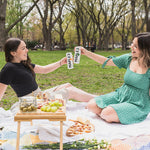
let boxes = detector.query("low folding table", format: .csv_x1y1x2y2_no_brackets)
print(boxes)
14,108,66,150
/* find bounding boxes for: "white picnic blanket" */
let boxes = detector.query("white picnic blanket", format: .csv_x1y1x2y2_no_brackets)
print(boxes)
0,101,150,144
38,101,150,143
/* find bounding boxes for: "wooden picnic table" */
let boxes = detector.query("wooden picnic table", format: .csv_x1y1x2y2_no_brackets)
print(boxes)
14,106,66,150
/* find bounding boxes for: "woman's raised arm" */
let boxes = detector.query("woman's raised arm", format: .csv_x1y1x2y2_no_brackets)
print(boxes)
80,47,116,67
34,57,67,74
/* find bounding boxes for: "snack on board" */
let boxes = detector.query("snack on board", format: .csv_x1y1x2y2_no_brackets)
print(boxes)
19,96,37,112
40,100,63,112
37,94,65,113
36,91,65,112
66,117,95,137
36,92,50,102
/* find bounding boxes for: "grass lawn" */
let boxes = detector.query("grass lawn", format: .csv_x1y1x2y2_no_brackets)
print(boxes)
0,49,130,110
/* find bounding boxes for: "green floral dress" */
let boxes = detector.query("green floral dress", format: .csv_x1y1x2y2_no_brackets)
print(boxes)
95,54,150,124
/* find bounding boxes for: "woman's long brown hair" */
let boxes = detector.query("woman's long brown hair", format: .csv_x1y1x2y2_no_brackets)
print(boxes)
135,32,150,68
4,38,35,77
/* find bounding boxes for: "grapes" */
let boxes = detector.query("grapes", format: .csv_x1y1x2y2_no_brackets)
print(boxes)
51,106,57,112
58,103,63,107
40,100,63,112
46,106,51,112
41,105,48,111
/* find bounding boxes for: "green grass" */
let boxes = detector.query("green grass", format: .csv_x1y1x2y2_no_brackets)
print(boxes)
0,49,130,110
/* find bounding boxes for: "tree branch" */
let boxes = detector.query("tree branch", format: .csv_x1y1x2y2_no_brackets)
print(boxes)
6,0,39,33
32,0,43,19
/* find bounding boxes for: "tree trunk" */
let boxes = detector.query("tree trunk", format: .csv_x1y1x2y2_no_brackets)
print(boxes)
131,0,136,38
97,27,103,50
76,18,81,46
121,16,126,50
103,31,109,50
47,0,66,50
0,0,39,51
148,18,150,32
45,28,51,50
0,0,7,51
59,18,66,50
143,0,150,32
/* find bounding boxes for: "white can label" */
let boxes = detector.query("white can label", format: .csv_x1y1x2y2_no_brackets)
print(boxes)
66,52,74,69
74,47,81,64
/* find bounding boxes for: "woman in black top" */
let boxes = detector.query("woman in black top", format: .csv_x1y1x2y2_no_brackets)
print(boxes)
0,38,67,100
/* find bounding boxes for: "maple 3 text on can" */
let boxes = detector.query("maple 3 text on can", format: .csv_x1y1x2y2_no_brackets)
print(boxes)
74,47,81,64
66,52,73,69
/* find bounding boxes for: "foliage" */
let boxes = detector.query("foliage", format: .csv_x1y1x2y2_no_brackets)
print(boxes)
6,0,32,38
2,0,149,51
0,50,129,110
22,138,111,149
25,40,39,49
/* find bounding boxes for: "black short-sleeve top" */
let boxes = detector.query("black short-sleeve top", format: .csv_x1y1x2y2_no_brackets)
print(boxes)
0,62,38,97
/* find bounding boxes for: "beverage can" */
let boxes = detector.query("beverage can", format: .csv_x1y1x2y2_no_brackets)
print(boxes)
66,52,74,69
74,46,81,64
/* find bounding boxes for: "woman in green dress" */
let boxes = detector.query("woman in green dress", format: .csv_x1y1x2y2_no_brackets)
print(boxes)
58,32,150,124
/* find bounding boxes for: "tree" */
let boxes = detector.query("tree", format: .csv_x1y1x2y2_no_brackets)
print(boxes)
81,0,129,50
116,14,132,50
130,0,150,34
0,0,39,51
66,0,81,46
143,0,150,32
67,0,97,47
33,0,66,51
54,13,72,50
131,0,136,37
0,0,7,51
6,0,30,38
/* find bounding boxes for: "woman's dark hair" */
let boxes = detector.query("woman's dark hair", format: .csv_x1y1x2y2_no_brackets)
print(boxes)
135,32,150,68
4,38,35,76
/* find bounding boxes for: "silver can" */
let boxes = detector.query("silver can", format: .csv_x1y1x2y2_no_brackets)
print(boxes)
74,46,81,64
66,52,74,69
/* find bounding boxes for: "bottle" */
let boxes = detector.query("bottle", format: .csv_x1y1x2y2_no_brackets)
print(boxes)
74,46,81,64
66,52,74,69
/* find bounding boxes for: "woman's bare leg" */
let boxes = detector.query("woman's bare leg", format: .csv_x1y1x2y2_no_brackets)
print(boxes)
55,83,120,123
86,99,102,114
55,83,97,102
100,106,120,123
53,83,73,91
67,86,97,102
86,99,120,123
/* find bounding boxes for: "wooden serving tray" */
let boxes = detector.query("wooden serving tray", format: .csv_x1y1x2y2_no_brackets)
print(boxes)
15,100,66,122
15,106,66,121
17,106,66,116
18,99,66,115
